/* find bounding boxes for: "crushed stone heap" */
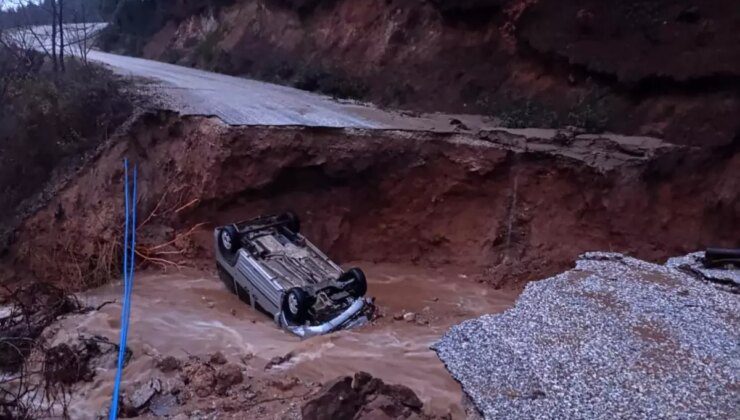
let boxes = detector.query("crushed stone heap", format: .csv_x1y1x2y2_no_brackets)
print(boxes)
433,252,739,419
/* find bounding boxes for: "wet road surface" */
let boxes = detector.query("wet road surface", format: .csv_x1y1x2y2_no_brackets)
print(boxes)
87,50,496,130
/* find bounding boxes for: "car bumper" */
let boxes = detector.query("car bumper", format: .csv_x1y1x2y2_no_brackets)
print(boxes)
279,297,370,339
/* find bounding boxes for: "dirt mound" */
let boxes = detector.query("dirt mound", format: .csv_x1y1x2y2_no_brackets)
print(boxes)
8,112,738,290
106,351,434,418
180,358,244,398
302,371,431,420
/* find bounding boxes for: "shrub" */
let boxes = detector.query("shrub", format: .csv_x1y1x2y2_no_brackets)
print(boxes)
497,99,560,129
194,29,224,68
292,65,368,100
0,49,132,234
496,94,610,132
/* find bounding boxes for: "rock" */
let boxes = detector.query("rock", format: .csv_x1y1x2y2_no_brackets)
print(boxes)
162,376,185,396
392,312,404,321
302,377,361,420
240,352,254,364
182,362,216,398
129,378,161,409
302,372,427,420
265,351,293,370
209,351,227,365
403,312,416,322
156,355,181,373
119,378,162,417
351,371,373,391
358,376,384,399
553,130,575,145
44,334,123,384
382,384,424,409
215,363,243,395
272,376,300,391
359,394,405,418
449,118,469,131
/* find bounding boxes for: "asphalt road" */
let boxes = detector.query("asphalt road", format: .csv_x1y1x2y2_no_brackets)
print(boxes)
11,24,492,129
87,50,494,130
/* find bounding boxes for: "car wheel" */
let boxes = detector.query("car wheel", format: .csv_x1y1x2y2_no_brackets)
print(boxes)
218,225,240,265
338,268,367,298
282,287,312,324
280,211,300,234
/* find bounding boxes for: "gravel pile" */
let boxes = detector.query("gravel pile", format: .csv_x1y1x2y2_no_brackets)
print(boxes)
433,252,739,419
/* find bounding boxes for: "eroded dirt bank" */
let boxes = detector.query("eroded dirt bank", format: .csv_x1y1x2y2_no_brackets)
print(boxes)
8,112,738,291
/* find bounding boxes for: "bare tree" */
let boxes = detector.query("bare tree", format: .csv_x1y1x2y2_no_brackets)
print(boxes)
65,1,98,64
0,283,79,419
58,0,65,72
4,1,66,74
0,15,39,102
51,0,58,72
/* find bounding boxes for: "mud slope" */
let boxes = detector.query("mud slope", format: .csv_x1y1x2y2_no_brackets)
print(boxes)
104,0,740,147
10,112,738,290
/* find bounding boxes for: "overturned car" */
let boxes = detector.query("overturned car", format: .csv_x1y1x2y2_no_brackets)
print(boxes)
214,212,372,338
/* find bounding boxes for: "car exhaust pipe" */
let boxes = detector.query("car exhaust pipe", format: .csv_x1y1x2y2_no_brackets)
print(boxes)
281,298,369,339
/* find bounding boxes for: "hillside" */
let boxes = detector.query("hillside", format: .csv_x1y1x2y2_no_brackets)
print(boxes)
100,0,740,147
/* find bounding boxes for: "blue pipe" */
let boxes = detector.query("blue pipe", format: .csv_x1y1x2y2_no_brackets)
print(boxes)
109,160,137,419
119,165,137,378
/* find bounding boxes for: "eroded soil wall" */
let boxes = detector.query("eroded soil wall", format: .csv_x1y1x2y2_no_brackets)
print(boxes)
10,113,739,289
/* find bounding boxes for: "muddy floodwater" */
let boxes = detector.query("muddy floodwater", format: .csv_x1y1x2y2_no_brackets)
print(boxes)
57,263,518,418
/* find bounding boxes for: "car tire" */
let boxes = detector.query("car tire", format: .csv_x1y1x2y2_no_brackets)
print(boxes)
338,268,367,298
218,225,240,266
282,287,312,325
281,211,300,234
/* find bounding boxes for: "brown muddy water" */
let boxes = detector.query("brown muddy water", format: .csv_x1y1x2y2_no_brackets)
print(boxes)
54,263,518,418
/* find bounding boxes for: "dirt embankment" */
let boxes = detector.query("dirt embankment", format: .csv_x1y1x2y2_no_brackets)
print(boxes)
102,0,740,147
8,112,738,291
